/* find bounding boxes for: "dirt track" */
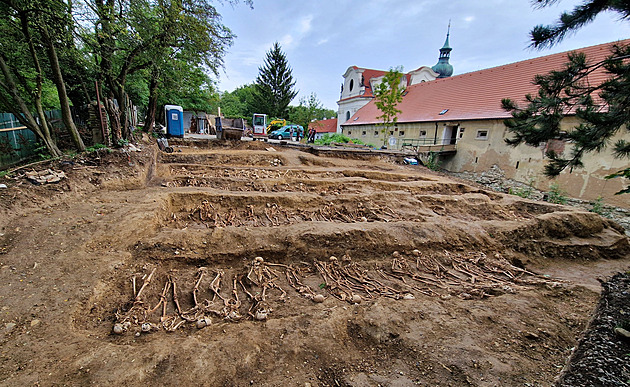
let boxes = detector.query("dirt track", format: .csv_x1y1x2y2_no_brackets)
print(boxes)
0,138,628,386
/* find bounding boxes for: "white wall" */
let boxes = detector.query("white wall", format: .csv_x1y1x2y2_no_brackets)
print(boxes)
337,98,372,133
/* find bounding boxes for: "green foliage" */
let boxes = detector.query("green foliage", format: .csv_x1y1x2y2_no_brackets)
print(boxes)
220,84,256,118
116,138,129,147
424,151,441,171
547,182,568,204
252,42,297,118
288,93,336,129
508,178,536,198
33,145,53,161
157,65,219,113
503,1,630,194
374,67,405,147
605,167,630,195
85,144,110,153
589,196,609,216
314,133,372,147
509,186,531,199
529,1,630,48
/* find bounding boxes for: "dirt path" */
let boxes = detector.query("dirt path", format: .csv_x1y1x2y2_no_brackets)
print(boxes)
0,139,628,386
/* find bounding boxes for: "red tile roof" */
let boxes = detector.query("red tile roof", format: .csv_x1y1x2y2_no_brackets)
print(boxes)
344,40,629,126
309,118,338,133
359,68,387,98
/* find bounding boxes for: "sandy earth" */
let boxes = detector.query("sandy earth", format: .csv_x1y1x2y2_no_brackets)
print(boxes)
0,137,628,386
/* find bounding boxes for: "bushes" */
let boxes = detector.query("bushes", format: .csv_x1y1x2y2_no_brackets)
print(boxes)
547,182,568,204
314,133,373,147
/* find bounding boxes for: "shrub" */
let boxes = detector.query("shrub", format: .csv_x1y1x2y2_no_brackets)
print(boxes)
424,151,441,171
509,179,535,199
547,182,568,204
589,196,609,216
86,144,110,153
314,133,373,147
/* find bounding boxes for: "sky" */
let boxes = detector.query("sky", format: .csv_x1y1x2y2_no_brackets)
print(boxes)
214,0,630,111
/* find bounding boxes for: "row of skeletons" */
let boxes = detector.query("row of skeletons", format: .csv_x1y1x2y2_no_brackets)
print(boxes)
113,251,553,335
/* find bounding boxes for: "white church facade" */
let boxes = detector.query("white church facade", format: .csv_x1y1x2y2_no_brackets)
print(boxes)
336,29,454,132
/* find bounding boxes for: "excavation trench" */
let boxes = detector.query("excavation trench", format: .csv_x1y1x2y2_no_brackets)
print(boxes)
2,139,628,387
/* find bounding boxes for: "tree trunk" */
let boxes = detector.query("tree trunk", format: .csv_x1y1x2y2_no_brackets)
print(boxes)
41,27,85,152
143,67,160,132
96,0,118,144
0,55,62,157
105,97,122,143
19,11,60,157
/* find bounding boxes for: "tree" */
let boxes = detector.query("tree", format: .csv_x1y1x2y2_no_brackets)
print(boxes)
288,92,336,129
252,42,297,118
81,0,240,140
138,0,239,132
0,0,85,155
219,83,256,119
529,0,630,49
373,67,404,147
502,0,630,194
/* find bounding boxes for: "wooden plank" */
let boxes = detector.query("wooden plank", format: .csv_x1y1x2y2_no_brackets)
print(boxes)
0,126,28,133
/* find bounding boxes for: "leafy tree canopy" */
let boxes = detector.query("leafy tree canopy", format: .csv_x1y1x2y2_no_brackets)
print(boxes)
288,93,336,129
219,83,256,118
373,66,405,147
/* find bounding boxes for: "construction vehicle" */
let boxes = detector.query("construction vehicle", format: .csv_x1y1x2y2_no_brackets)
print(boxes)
216,117,245,140
252,114,267,137
266,118,286,134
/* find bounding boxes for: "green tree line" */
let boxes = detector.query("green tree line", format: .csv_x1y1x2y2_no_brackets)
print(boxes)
0,0,247,156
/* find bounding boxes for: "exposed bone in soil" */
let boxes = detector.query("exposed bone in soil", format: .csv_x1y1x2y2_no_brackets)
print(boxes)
0,137,628,386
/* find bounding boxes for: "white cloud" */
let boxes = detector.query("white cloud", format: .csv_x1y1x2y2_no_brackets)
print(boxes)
300,15,313,34
216,0,630,110
279,34,294,48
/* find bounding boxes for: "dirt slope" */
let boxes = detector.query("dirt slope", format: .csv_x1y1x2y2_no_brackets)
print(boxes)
0,139,628,386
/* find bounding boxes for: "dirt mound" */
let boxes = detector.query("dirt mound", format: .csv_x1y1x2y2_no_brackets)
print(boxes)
0,139,628,386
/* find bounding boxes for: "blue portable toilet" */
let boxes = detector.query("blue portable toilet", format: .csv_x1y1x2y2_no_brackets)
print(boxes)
164,105,184,138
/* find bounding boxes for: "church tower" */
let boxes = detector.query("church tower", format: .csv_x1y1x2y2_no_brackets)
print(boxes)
432,23,453,78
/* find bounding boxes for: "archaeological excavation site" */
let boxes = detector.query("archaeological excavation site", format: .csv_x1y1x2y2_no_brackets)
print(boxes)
0,138,628,386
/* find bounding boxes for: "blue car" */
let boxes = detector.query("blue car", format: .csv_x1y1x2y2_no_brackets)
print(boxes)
268,125,303,140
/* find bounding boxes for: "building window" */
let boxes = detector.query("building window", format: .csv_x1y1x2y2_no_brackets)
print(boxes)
347,130,352,135
349,79,354,92
346,111,350,121
389,131,394,135
459,128,465,138
476,130,488,140
374,130,379,136
362,131,366,136
419,130,427,138
399,131,405,136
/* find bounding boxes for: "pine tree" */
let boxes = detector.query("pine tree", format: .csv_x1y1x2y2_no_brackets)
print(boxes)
502,1,630,194
252,42,297,118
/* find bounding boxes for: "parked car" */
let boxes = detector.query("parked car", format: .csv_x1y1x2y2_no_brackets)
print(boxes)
268,125,303,140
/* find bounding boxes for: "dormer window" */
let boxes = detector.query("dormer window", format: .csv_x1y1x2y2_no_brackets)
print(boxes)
349,79,354,92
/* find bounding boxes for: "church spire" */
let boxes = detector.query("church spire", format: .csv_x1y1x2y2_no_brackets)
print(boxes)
432,22,453,78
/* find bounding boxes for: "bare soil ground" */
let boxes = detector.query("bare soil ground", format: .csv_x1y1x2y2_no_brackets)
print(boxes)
0,137,628,386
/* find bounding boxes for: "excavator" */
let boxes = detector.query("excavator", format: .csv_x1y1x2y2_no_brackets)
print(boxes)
251,114,288,139
266,119,286,134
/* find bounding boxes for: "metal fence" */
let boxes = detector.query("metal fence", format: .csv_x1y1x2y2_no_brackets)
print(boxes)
0,112,48,168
